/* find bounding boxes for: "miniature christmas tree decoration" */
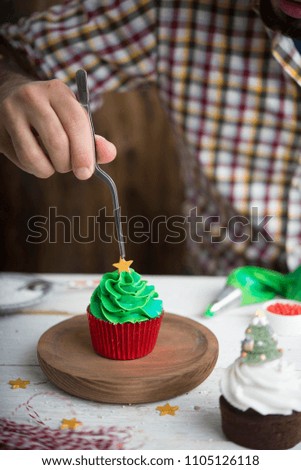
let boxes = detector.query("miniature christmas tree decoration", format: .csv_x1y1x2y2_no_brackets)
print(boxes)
240,311,282,364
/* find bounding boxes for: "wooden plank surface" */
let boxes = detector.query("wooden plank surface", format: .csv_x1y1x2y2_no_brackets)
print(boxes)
1,274,301,449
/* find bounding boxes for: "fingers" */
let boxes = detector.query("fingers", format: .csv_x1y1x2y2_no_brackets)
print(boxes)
28,107,71,174
49,80,117,177
0,79,117,180
1,118,55,178
0,128,28,172
11,124,55,178
95,135,117,163
49,80,95,179
0,82,57,178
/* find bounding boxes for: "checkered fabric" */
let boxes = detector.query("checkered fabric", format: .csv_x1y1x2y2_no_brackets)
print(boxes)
1,0,301,275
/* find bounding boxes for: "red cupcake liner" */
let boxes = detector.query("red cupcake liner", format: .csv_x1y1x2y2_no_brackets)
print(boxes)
87,307,163,360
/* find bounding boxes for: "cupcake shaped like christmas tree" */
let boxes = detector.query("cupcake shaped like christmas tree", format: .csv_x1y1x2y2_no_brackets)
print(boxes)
220,311,301,449
87,258,163,360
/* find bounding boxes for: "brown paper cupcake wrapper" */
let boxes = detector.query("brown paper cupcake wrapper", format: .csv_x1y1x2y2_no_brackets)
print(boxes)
87,308,163,360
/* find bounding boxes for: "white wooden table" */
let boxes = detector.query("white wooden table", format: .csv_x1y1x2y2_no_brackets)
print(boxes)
1,274,300,450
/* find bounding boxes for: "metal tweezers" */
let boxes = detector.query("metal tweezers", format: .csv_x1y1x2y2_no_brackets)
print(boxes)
75,69,126,260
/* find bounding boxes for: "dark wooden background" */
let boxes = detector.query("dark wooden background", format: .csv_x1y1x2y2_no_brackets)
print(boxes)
0,0,185,275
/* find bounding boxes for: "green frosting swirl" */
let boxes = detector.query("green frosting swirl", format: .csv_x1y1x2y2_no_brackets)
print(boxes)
90,269,163,324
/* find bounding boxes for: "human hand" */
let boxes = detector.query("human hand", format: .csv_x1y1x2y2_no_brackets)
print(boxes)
0,78,117,179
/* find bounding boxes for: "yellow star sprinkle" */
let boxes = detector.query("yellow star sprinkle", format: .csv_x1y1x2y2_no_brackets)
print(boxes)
8,378,30,389
156,403,179,416
60,418,82,430
112,257,133,273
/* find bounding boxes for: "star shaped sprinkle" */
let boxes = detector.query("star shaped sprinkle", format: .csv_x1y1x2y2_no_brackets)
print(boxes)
8,378,30,389
60,418,82,430
113,257,133,273
156,403,179,416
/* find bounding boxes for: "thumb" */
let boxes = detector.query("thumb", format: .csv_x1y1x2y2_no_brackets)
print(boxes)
95,135,117,164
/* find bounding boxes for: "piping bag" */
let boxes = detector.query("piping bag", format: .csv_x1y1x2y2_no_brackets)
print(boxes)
203,265,301,317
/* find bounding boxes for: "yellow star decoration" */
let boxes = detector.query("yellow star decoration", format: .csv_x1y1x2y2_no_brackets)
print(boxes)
156,403,179,416
113,257,133,273
60,418,82,430
8,378,30,389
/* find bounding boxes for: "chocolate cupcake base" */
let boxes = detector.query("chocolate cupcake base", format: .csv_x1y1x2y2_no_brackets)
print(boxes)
220,395,301,449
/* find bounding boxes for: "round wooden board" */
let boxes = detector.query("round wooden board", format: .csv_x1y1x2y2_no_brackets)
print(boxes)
37,313,218,404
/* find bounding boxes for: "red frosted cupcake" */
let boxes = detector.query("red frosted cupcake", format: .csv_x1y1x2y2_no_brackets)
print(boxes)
87,258,163,360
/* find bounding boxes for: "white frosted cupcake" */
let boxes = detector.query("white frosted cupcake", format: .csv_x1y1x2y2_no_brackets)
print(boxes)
220,311,301,449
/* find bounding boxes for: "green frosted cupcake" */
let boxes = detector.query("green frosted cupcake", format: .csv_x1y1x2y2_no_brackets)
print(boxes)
87,259,163,360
